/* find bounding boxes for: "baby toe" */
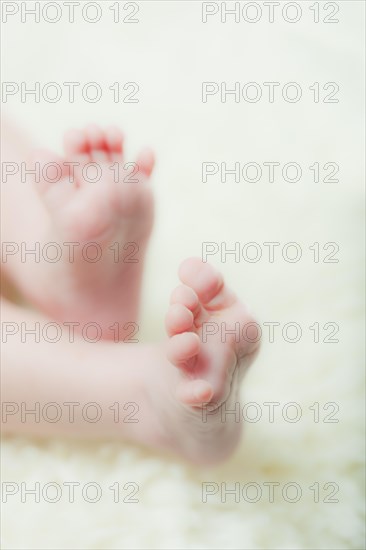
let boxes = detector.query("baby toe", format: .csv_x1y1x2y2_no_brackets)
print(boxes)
136,147,155,177
170,284,199,312
178,258,224,305
176,379,214,406
167,332,200,367
105,126,124,161
165,303,194,336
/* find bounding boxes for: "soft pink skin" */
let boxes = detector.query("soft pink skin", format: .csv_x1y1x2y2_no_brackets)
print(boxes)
166,258,259,408
2,123,155,337
2,258,259,464
161,257,260,462
1,122,260,464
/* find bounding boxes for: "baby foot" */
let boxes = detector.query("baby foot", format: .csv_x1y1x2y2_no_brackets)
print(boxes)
29,125,155,336
35,125,154,243
162,258,260,463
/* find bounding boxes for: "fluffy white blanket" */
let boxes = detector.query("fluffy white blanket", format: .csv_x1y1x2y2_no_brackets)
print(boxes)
2,2,364,548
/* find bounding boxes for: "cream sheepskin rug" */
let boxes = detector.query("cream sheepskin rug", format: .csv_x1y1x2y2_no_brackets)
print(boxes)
2,3,364,548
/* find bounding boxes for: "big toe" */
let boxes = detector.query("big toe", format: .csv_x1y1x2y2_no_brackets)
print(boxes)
178,257,235,309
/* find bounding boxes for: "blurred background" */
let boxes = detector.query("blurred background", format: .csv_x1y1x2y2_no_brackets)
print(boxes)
1,1,365,548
